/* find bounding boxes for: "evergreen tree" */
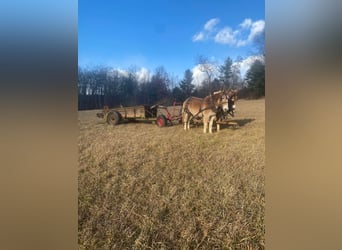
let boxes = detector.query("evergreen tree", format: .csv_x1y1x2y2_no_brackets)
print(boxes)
211,78,222,91
245,60,265,97
172,86,183,102
179,69,194,100
219,57,233,89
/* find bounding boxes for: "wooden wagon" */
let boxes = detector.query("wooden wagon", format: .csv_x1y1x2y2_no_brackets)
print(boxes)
96,103,182,127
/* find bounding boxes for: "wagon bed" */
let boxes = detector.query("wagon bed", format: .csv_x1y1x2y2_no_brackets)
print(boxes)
96,104,182,127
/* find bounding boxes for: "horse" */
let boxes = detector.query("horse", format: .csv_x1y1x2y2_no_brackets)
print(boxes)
182,90,230,133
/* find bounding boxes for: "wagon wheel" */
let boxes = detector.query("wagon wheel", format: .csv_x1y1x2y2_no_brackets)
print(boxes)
107,111,120,125
156,115,167,128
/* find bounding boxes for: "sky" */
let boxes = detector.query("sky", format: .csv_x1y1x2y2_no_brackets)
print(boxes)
78,0,265,84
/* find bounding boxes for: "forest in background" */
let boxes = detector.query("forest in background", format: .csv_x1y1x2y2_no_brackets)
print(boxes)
78,55,265,110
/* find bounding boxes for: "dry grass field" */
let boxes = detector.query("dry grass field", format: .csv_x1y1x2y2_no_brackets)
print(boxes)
78,99,265,249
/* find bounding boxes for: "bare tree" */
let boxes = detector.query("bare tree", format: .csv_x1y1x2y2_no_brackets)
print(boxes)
195,55,218,92
231,63,242,89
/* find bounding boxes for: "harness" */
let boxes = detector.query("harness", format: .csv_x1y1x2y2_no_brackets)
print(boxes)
184,93,222,123
215,93,237,121
228,94,236,115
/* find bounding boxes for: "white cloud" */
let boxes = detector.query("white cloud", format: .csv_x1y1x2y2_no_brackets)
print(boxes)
107,67,152,84
191,65,208,87
191,56,264,87
204,18,220,31
236,39,248,47
214,27,239,45
192,18,220,42
192,32,205,42
135,67,151,83
233,55,264,78
191,63,219,87
117,68,129,78
107,68,128,78
192,17,265,47
247,20,265,43
240,18,252,29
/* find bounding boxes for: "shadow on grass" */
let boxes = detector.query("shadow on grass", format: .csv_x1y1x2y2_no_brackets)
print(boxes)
218,118,255,130
122,119,155,125
122,119,183,126
102,118,254,129
103,119,181,128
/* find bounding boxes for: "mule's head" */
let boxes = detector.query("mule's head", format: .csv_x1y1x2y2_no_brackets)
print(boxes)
208,90,229,114
218,92,229,112
225,89,238,116
211,90,225,105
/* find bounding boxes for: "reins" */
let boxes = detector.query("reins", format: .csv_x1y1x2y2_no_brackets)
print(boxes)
184,92,225,123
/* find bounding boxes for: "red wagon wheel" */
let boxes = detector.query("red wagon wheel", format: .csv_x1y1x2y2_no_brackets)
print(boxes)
156,115,167,127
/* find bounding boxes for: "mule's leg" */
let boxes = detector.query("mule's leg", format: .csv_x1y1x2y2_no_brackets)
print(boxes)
208,117,212,133
203,116,208,133
183,113,188,130
209,116,215,133
187,116,191,130
217,123,220,132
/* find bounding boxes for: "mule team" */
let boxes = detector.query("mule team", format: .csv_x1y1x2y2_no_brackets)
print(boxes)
182,89,237,133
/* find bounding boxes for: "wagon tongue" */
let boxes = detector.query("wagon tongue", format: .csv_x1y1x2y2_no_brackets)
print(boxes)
96,112,104,118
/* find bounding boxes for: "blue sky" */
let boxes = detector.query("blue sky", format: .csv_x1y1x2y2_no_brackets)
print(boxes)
78,0,264,80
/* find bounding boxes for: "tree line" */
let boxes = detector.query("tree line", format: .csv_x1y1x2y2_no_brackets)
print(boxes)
78,56,265,110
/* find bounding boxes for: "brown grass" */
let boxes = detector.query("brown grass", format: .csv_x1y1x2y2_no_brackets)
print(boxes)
78,99,265,249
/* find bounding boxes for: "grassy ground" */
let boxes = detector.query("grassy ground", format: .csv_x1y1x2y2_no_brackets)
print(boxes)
78,99,265,249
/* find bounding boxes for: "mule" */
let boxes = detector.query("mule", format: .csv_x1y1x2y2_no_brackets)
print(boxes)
216,89,238,131
182,90,230,133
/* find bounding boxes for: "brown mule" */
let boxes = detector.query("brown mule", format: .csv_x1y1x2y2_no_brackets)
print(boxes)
182,90,230,133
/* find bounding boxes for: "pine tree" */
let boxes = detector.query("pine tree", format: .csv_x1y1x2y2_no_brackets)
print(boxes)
219,57,233,89
245,60,265,97
179,69,194,100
